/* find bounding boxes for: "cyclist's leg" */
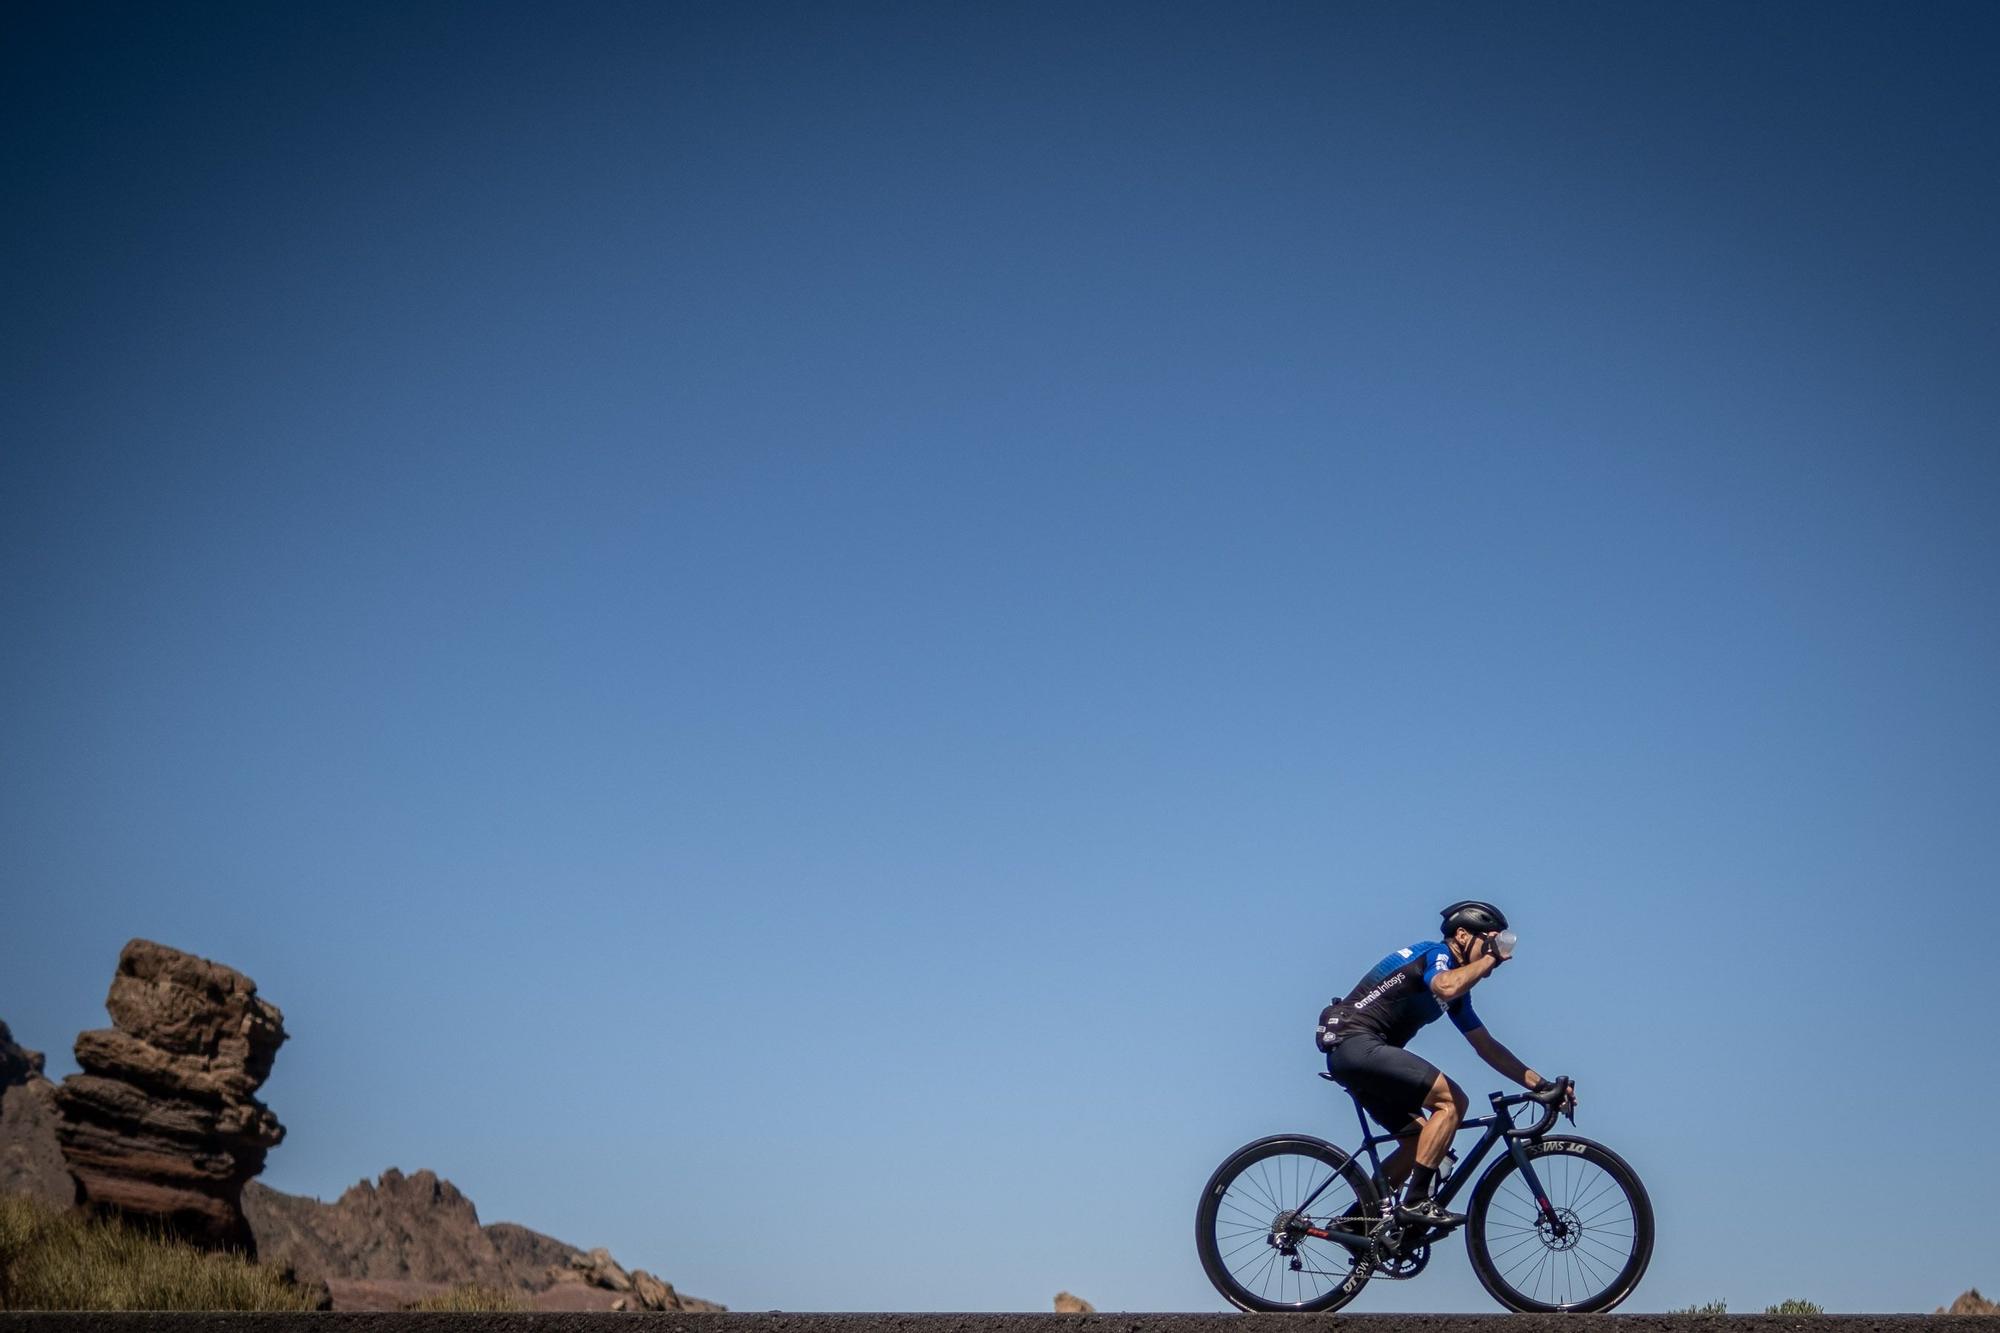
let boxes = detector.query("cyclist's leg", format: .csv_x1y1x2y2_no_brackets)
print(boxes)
1412,1073,1469,1169
1376,1126,1423,1190
1326,1037,1434,1189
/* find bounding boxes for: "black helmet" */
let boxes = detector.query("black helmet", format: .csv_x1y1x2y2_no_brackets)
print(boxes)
1441,900,1508,937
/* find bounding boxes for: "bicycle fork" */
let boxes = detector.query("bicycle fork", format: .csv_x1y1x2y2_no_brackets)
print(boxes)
1504,1139,1572,1240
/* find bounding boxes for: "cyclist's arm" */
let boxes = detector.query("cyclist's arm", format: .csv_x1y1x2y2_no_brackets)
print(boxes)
1427,946,1497,1002
1465,1026,1541,1089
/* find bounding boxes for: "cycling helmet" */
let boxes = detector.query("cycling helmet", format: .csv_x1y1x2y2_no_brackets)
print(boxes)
1440,900,1509,937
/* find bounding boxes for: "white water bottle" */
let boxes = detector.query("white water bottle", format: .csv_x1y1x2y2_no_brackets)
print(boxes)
1493,929,1517,960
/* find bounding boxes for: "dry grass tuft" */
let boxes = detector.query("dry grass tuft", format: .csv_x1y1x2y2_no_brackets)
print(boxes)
0,1193,320,1311
406,1283,530,1311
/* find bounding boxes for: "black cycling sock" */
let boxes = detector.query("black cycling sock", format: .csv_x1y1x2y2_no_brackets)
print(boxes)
1406,1165,1436,1201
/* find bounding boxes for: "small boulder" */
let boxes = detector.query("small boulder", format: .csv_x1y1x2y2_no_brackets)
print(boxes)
1055,1291,1096,1313
571,1245,634,1292
631,1268,681,1311
1937,1290,1998,1316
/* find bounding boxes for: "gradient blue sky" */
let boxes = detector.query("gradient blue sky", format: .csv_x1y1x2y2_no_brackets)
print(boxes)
4,0,1996,1313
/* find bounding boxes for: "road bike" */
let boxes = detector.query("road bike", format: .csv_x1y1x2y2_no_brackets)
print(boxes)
1195,1074,1653,1313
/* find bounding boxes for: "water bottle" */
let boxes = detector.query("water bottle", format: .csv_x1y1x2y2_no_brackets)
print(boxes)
1493,929,1517,959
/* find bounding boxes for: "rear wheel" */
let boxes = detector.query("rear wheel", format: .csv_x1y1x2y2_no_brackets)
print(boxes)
1464,1135,1653,1312
1195,1134,1377,1312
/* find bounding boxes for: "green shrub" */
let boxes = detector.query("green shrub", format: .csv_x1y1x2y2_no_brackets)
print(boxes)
407,1284,529,1312
0,1193,319,1311
1668,1300,1729,1315
1765,1299,1824,1315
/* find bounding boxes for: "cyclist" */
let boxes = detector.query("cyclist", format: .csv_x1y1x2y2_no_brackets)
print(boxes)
1315,900,1572,1229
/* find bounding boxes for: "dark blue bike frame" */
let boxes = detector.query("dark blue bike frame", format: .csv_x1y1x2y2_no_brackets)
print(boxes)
1299,1081,1570,1248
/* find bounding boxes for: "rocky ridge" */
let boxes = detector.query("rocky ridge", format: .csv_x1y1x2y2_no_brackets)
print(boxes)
243,1168,720,1311
1937,1291,1998,1316
244,1169,514,1289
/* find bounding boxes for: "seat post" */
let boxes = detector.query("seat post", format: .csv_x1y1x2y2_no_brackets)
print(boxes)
1323,1069,1387,1183
1352,1093,1384,1181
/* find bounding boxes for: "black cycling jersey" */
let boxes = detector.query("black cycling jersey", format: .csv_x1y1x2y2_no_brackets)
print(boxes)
1317,939,1484,1051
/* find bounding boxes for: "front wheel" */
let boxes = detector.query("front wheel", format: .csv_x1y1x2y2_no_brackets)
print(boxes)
1465,1134,1654,1312
1194,1134,1378,1312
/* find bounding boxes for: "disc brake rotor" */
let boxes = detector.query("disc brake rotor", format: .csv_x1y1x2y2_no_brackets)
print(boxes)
1536,1206,1582,1251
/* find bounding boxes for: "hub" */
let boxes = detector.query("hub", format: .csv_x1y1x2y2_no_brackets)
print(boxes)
1537,1205,1581,1251
1268,1208,1303,1253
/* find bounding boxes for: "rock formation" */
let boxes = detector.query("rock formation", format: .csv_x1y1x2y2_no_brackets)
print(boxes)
561,1245,708,1311
52,939,287,1254
244,1169,723,1312
17,940,718,1311
1937,1290,1998,1315
247,1168,508,1280
0,1020,72,1208
1055,1291,1097,1313
247,1168,523,1289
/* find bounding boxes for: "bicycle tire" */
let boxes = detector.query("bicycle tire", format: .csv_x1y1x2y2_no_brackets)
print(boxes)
1464,1134,1653,1313
1194,1133,1378,1313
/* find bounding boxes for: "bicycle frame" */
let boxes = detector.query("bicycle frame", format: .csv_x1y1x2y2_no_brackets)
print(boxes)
1296,1085,1568,1250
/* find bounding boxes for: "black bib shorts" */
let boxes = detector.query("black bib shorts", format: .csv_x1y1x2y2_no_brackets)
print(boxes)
1324,1033,1441,1137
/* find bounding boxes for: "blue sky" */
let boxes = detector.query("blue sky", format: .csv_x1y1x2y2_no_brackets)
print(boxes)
3,0,1995,1313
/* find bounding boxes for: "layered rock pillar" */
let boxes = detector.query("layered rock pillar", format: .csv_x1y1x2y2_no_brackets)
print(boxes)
53,940,287,1254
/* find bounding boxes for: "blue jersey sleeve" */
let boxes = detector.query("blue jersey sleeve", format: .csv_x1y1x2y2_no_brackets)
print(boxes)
1420,942,1486,1033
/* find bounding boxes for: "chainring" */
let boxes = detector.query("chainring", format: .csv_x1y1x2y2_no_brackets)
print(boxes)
1372,1241,1431,1279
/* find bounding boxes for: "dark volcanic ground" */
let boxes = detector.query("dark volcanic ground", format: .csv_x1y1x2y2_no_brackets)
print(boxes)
0,1314,1987,1332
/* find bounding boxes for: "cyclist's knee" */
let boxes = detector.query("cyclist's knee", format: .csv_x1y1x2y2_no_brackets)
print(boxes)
1425,1075,1468,1117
